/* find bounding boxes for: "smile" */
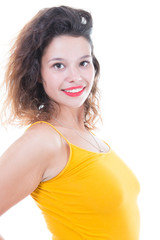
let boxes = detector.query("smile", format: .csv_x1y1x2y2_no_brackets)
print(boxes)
62,86,85,97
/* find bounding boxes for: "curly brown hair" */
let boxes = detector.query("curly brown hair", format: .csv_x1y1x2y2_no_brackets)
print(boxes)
1,6,101,129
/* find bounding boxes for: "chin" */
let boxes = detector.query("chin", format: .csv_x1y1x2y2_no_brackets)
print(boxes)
60,99,86,109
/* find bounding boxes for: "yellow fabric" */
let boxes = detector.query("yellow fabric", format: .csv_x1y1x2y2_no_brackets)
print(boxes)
30,121,140,240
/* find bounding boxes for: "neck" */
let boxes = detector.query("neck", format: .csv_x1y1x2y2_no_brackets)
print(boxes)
51,106,86,130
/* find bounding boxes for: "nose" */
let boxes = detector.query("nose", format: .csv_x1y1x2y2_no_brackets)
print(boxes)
66,66,82,82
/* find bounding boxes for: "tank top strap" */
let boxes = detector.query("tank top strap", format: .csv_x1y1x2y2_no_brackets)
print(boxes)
26,121,71,145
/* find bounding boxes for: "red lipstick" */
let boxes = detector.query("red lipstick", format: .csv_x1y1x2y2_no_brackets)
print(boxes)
62,86,85,97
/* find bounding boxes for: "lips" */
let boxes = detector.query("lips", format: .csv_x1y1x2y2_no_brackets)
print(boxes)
62,86,85,97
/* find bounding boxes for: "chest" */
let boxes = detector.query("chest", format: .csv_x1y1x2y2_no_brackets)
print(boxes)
41,151,140,213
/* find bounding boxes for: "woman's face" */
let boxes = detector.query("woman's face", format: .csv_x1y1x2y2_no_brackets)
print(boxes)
41,35,95,110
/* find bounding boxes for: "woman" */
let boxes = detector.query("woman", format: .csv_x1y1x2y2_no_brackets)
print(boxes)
0,6,140,240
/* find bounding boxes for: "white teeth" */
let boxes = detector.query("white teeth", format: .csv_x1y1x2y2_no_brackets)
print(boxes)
64,88,83,93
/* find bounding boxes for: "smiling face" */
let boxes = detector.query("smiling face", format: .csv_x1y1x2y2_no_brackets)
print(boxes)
40,35,95,111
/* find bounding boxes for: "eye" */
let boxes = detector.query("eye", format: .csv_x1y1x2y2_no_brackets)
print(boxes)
53,63,65,69
80,61,90,67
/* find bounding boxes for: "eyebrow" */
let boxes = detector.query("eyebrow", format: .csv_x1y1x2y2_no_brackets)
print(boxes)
48,55,92,63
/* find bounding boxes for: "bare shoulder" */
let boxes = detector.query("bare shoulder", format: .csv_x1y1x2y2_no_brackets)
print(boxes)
24,122,62,153
0,122,62,215
1,122,62,164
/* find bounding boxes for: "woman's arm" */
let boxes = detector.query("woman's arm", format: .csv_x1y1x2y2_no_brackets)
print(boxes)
0,125,58,215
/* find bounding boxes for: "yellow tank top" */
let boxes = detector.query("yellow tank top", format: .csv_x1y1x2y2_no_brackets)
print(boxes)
30,121,140,240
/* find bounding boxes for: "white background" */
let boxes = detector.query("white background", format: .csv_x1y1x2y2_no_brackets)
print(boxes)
0,0,160,239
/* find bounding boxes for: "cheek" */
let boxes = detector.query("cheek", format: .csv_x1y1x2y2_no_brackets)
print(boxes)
87,67,95,84
41,70,57,88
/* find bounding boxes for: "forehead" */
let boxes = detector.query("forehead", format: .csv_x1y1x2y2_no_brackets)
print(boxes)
42,35,92,59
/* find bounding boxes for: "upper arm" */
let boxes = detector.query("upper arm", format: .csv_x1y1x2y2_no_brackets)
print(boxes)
0,125,58,215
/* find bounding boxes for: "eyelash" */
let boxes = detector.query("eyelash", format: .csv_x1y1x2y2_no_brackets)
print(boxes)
52,61,90,70
53,63,64,69
80,61,90,67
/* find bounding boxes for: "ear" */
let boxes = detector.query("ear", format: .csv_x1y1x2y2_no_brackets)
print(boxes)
37,74,43,83
38,78,42,83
